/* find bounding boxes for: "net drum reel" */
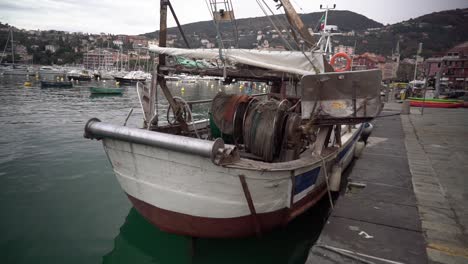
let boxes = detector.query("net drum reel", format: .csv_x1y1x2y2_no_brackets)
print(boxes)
211,92,304,162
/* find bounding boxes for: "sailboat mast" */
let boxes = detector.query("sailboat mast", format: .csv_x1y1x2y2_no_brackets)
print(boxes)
11,28,14,66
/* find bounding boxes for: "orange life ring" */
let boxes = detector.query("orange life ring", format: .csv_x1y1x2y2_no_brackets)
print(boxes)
330,52,352,72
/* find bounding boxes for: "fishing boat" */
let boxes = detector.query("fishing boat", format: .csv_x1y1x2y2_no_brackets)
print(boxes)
84,0,382,238
409,97,464,108
40,80,73,88
89,87,124,95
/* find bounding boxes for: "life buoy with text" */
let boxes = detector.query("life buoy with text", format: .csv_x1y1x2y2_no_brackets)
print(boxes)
330,52,352,72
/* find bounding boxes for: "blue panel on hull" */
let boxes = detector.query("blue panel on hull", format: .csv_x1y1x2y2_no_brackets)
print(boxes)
338,142,353,160
294,167,321,195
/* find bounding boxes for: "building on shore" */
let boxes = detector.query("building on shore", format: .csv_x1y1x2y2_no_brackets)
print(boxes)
424,41,468,90
333,45,355,56
45,45,57,53
352,42,400,82
352,52,386,71
352,52,398,81
83,48,115,70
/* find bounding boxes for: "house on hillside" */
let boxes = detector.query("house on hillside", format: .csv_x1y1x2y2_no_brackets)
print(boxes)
45,45,57,53
352,52,386,70
424,41,468,90
353,52,399,81
334,45,354,55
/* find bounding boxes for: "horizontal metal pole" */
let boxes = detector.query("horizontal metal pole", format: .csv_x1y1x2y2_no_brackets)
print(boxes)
186,93,268,106
84,118,224,159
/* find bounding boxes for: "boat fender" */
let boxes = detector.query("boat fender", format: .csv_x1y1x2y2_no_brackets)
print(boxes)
354,141,365,158
330,52,352,72
360,123,373,144
329,164,342,192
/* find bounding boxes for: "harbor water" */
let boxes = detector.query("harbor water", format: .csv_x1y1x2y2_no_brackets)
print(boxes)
0,75,331,264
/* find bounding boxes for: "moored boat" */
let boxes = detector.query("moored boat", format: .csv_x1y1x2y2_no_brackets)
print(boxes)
89,87,124,94
40,80,73,88
39,66,66,76
114,70,150,84
84,0,382,238
67,69,93,81
409,97,464,108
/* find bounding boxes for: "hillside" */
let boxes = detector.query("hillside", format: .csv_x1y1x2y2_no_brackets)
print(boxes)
1,8,466,66
143,10,383,48
143,8,468,58
389,8,468,57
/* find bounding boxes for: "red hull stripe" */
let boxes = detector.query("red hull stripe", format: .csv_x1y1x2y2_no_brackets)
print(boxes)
126,182,327,238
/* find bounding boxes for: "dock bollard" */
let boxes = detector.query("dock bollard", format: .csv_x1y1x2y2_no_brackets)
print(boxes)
401,100,410,115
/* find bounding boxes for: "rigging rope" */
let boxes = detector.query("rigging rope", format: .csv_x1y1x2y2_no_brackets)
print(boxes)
320,155,335,210
228,0,240,47
257,0,320,72
261,0,300,48
255,0,294,50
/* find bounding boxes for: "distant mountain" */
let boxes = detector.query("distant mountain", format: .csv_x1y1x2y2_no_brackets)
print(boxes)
142,10,383,48
143,8,468,58
388,8,468,57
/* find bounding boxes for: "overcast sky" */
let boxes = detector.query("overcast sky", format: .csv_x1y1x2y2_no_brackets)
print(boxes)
1,0,467,35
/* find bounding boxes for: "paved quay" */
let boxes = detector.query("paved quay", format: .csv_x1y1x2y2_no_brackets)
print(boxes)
402,106,468,263
306,103,468,264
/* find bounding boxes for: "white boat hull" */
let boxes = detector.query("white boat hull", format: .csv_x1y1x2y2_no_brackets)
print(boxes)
99,125,362,237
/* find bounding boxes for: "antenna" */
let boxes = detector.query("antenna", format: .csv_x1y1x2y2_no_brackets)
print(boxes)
319,4,336,30
314,4,341,60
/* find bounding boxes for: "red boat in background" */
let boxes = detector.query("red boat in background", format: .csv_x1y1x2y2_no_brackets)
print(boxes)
409,98,464,108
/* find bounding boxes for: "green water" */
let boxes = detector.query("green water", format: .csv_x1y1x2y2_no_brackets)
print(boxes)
0,75,330,264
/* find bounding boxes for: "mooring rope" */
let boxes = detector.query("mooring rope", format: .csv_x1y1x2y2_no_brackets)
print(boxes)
320,155,334,210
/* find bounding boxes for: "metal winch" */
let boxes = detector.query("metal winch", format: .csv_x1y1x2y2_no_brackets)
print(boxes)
210,92,304,162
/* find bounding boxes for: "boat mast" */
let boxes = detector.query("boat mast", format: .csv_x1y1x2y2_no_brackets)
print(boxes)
144,0,188,130
11,28,14,66
317,4,337,59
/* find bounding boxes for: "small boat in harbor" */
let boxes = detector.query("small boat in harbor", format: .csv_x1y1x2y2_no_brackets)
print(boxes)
93,70,115,80
39,66,66,76
40,80,73,88
409,97,464,108
67,69,93,81
84,0,382,238
89,87,124,95
114,70,151,84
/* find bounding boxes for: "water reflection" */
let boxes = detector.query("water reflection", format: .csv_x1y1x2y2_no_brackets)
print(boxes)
0,75,332,264
103,198,332,264
89,94,124,99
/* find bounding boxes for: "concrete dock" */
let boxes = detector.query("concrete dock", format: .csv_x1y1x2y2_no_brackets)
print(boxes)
306,103,468,264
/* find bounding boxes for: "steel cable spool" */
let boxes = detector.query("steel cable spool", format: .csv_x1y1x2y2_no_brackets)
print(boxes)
243,99,289,162
211,92,250,136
